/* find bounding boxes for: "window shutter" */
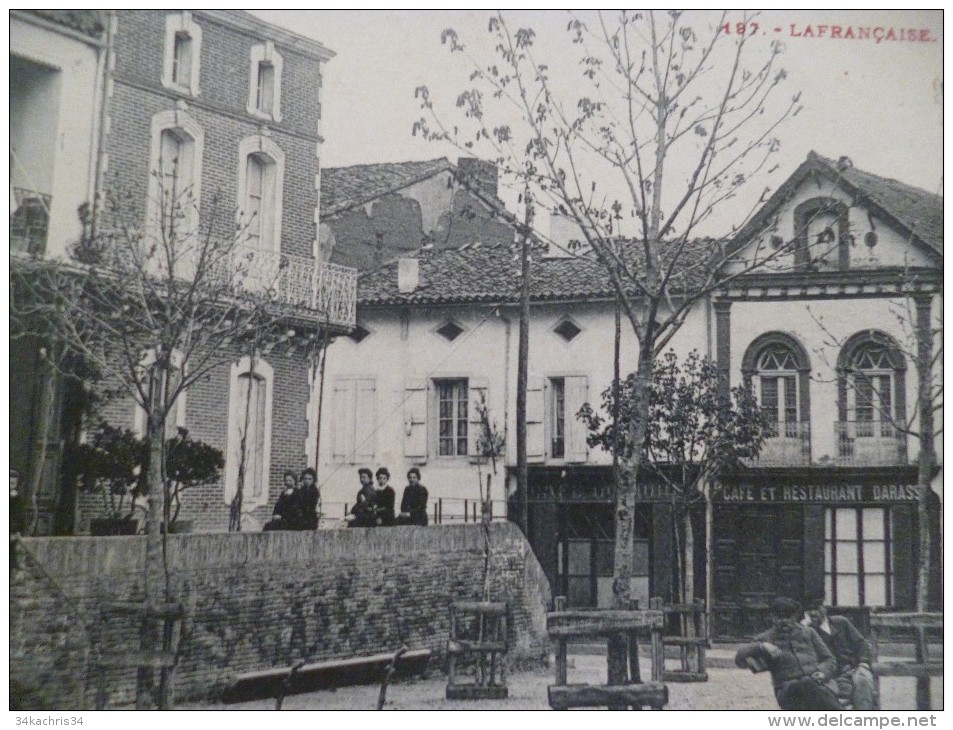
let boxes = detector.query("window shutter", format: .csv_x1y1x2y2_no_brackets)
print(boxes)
354,378,377,461
404,379,428,460
468,377,489,461
564,375,589,463
332,380,355,462
526,377,545,462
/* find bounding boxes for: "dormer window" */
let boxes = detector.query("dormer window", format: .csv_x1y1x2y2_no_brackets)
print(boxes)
248,42,283,122
162,12,202,96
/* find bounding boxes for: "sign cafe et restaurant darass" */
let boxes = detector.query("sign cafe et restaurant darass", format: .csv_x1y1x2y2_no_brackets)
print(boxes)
716,483,923,504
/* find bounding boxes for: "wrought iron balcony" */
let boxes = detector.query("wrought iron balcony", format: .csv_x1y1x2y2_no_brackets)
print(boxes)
834,421,906,466
10,188,51,257
750,421,811,466
222,247,357,329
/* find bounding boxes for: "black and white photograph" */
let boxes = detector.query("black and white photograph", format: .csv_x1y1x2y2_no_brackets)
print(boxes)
9,9,942,716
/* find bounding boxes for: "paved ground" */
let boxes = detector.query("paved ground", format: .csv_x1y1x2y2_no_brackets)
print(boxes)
188,649,942,711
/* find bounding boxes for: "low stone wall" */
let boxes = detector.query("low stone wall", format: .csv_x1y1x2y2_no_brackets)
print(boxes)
10,522,551,709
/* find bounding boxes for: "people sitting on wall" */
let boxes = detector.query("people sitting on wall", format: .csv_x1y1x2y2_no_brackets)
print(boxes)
802,594,876,709
264,470,302,531
347,468,378,528
396,467,429,526
297,467,320,530
374,467,396,526
735,596,842,711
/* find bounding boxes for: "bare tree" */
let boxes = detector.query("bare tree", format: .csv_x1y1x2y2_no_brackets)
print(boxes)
415,10,809,684
11,167,295,707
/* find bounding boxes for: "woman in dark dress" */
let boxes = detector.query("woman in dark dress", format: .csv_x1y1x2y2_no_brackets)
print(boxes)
265,470,301,530
348,467,378,527
374,467,396,526
397,467,428,526
297,467,320,530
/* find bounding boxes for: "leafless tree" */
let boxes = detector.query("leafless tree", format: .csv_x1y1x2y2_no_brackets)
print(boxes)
416,10,814,684
11,166,295,707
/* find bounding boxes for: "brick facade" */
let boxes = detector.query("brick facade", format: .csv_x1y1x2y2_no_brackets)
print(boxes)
10,523,551,709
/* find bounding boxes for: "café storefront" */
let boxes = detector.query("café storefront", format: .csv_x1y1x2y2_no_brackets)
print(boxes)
515,466,683,610
712,465,933,638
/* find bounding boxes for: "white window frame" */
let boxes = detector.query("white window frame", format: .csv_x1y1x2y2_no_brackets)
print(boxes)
132,348,187,439
754,345,800,437
824,507,893,607
434,378,470,458
247,41,283,122
224,355,273,510
147,110,204,275
236,135,284,254
162,12,202,96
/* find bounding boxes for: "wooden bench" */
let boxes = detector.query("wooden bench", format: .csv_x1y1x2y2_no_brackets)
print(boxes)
649,597,709,682
547,596,668,710
446,601,508,700
225,649,432,703
869,612,942,711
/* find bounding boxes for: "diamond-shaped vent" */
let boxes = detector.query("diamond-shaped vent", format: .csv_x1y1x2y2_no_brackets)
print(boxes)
436,321,465,342
553,319,582,342
349,325,371,344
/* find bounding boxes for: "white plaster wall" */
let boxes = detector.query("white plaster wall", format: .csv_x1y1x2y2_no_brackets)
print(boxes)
317,296,712,513
730,296,938,464
11,18,102,260
733,177,935,273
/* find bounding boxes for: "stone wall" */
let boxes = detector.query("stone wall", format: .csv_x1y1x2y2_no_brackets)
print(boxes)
10,522,551,709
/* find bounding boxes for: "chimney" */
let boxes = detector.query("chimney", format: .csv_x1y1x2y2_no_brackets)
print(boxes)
545,213,588,258
398,258,419,293
457,157,498,199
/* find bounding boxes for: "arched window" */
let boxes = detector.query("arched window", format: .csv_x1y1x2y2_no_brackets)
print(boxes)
147,110,204,275
743,333,810,434
162,12,202,96
224,355,273,510
236,136,284,253
793,197,850,270
837,333,906,463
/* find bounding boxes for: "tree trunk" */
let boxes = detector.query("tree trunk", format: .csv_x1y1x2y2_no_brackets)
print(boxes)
137,369,166,709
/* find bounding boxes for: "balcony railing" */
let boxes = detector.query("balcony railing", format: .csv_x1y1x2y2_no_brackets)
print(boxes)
217,247,357,328
835,421,906,466
751,421,811,466
10,188,51,257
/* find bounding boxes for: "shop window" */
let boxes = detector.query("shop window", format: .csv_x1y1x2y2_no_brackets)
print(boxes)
824,507,893,607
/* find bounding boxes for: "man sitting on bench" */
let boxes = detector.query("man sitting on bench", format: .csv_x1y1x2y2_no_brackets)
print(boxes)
735,597,843,711
802,595,876,710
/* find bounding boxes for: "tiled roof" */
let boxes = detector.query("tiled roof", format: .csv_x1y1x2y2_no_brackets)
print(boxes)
23,10,106,38
321,158,453,217
829,157,943,254
736,152,942,257
357,239,714,306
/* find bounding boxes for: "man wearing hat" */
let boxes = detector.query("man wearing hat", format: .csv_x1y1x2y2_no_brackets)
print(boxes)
735,597,843,710
803,595,876,710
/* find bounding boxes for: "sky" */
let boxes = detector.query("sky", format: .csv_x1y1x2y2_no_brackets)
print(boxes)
250,9,943,223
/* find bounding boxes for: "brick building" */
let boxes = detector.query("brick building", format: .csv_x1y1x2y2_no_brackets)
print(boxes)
10,10,357,534
319,153,941,636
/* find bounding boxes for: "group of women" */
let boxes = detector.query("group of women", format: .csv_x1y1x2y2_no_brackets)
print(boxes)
264,467,320,531
347,467,429,527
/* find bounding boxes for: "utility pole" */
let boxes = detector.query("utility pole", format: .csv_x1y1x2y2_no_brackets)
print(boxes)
516,189,533,535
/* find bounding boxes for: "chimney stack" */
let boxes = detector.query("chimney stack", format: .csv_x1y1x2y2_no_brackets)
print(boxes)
398,258,419,293
457,157,498,199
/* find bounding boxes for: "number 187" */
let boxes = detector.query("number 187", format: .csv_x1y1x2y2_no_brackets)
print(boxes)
723,22,760,35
